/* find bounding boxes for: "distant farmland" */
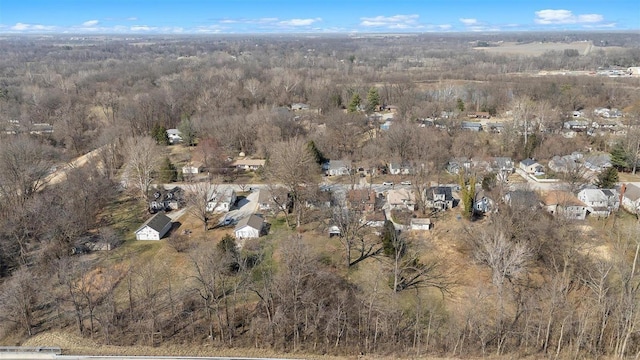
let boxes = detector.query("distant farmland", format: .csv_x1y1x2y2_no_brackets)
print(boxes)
474,41,625,56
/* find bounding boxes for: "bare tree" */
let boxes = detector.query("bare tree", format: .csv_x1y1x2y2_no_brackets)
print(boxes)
331,207,380,269
122,136,161,201
266,137,319,227
0,135,58,208
0,267,38,336
184,180,222,232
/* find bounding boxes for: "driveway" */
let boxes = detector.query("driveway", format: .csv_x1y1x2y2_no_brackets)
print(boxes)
219,190,259,226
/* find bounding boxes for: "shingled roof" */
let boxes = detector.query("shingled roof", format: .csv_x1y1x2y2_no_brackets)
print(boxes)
136,212,172,233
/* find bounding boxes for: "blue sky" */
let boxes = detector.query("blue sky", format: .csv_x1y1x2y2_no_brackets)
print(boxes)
0,0,638,34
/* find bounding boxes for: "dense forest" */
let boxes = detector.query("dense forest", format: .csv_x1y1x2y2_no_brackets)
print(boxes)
1,32,640,358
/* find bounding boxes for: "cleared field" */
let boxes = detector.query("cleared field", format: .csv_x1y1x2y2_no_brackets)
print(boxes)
474,41,625,56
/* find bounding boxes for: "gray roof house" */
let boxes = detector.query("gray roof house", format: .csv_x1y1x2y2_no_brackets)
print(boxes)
325,160,350,176
425,187,454,211
135,212,172,240
492,157,514,173
621,183,640,215
584,154,612,172
234,214,265,239
519,158,544,175
578,188,619,217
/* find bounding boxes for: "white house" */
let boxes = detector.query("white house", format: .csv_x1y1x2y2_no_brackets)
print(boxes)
410,218,433,231
621,183,640,215
388,162,413,175
578,188,619,217
234,214,265,239
519,158,545,175
166,129,182,144
232,159,266,171
206,189,237,213
325,160,350,176
135,212,172,240
182,161,203,174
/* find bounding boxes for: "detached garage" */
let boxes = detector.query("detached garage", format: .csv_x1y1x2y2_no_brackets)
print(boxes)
234,214,265,239
135,212,172,240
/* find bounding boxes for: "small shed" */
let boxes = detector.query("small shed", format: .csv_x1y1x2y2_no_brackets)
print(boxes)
135,212,172,240
410,218,433,231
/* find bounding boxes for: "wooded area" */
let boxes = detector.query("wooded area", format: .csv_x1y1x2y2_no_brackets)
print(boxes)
1,32,640,358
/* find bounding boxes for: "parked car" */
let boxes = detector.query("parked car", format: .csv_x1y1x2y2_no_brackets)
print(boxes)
400,181,412,185
382,182,394,186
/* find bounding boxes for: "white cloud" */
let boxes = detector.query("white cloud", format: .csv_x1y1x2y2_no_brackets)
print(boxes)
459,18,477,25
82,20,99,27
278,18,321,27
126,17,138,21
9,22,56,32
130,25,156,31
535,9,604,25
360,14,421,28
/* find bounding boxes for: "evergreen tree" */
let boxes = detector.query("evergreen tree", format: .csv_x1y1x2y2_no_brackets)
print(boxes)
365,87,380,113
347,93,361,113
158,157,177,183
456,98,465,112
459,172,476,219
306,140,327,165
151,123,169,145
596,166,619,189
610,143,630,171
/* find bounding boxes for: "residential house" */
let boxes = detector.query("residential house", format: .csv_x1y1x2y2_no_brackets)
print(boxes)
492,157,515,174
474,191,492,214
461,121,483,131
386,189,416,211
584,154,612,172
256,188,274,211
166,128,182,144
232,159,266,171
519,158,545,175
149,187,183,213
564,120,589,131
447,158,472,175
504,190,540,210
388,162,413,175
135,212,172,240
425,186,454,211
206,188,237,213
410,218,433,231
234,214,265,239
347,189,377,212
326,160,350,176
468,112,491,119
621,183,640,215
182,161,204,175
542,191,589,220
578,188,619,217
364,211,386,228
548,153,582,174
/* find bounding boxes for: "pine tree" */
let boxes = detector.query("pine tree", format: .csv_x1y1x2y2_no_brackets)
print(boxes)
610,143,629,171
366,87,380,113
596,167,619,189
347,93,361,113
151,123,169,145
158,157,177,183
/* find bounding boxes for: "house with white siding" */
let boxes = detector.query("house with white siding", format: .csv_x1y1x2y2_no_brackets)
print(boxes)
135,212,172,240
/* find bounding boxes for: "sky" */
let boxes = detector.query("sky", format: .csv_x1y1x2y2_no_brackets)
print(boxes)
0,0,638,34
